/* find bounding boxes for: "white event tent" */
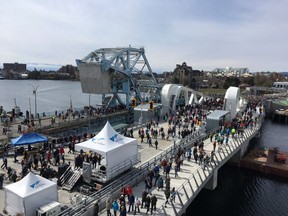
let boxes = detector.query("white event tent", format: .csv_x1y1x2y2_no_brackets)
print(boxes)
4,172,58,216
75,121,138,181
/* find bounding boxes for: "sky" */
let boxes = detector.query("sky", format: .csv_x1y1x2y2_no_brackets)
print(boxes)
0,0,287,73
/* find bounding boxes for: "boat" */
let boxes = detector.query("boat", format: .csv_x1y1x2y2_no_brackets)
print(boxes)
0,75,5,80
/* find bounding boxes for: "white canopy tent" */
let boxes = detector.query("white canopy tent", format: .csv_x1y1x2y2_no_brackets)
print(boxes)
75,121,138,181
4,172,58,216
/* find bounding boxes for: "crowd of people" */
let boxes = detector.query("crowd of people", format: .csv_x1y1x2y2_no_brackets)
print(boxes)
0,96,264,216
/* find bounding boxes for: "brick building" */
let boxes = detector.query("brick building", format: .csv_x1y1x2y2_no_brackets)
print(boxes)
3,62,27,72
173,62,203,88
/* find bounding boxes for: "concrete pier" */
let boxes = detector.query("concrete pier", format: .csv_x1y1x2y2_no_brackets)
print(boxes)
241,148,288,178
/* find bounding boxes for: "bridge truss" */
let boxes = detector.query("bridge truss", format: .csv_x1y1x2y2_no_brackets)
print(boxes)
76,46,161,108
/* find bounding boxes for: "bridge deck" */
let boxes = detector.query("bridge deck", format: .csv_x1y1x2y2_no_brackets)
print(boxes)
99,120,262,216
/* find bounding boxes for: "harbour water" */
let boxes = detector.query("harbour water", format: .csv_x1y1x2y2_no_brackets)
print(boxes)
0,80,101,116
1,80,288,215
188,120,288,216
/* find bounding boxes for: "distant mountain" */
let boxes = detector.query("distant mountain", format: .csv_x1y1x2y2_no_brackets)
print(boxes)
279,72,288,76
27,63,64,71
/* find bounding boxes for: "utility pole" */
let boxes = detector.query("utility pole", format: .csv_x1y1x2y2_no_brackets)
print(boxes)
29,84,39,119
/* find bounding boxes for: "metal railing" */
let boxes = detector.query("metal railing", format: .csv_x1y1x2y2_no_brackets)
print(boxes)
154,117,263,215
58,114,264,216
57,124,211,215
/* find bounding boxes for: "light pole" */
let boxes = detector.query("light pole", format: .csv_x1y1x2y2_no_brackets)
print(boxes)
29,84,39,119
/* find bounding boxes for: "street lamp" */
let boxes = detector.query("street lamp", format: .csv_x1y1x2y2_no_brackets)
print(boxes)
29,84,39,119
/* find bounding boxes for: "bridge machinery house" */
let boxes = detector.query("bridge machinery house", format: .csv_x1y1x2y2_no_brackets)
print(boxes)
206,110,231,132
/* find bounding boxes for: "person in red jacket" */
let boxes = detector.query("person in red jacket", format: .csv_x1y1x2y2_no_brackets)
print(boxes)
126,185,133,196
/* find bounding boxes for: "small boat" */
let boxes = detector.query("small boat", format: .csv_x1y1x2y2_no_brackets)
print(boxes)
0,75,5,80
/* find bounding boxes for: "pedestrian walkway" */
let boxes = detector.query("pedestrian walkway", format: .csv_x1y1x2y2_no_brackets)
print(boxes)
98,121,262,216
0,112,262,216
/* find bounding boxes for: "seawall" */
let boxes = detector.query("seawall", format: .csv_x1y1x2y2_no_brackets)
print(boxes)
240,148,288,178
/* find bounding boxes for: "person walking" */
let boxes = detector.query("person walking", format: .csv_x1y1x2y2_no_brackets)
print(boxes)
151,194,157,214
165,177,171,191
94,200,99,216
170,187,176,203
13,149,18,163
213,140,217,152
145,194,151,214
112,200,119,216
155,139,158,150
164,188,170,208
157,176,164,191
141,190,148,208
128,193,135,213
119,205,127,216
161,159,167,174
148,137,152,147
154,172,160,186
134,196,141,215
1,155,8,170
0,173,4,189
165,163,171,178
193,147,198,163
106,198,112,216
174,163,179,178
144,176,152,192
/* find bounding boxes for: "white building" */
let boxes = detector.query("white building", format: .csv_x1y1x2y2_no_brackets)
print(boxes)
212,67,249,77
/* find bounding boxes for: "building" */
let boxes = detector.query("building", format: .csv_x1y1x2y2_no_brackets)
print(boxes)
273,82,288,89
212,67,249,77
173,62,203,88
3,62,27,72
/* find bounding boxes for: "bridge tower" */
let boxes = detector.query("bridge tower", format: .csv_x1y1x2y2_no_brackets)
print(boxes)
76,46,161,108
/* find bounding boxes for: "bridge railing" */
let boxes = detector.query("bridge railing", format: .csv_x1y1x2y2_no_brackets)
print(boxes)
58,115,263,216
154,117,263,215
57,124,212,216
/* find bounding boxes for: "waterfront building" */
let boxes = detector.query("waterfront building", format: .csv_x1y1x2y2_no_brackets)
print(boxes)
212,67,249,78
3,62,27,72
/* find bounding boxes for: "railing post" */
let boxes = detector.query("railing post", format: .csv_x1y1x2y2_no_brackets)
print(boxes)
202,167,208,177
188,179,195,194
178,190,184,208
218,152,223,160
231,140,237,148
171,201,178,215
214,154,219,164
162,205,168,216
227,144,232,152
193,174,199,187
197,170,203,182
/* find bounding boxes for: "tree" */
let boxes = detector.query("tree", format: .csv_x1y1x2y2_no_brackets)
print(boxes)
28,71,41,79
241,77,254,86
223,77,240,89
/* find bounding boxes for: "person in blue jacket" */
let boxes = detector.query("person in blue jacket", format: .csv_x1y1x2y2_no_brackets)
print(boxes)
112,200,119,216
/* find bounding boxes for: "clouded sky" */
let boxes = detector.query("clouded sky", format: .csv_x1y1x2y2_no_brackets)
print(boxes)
0,0,287,72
